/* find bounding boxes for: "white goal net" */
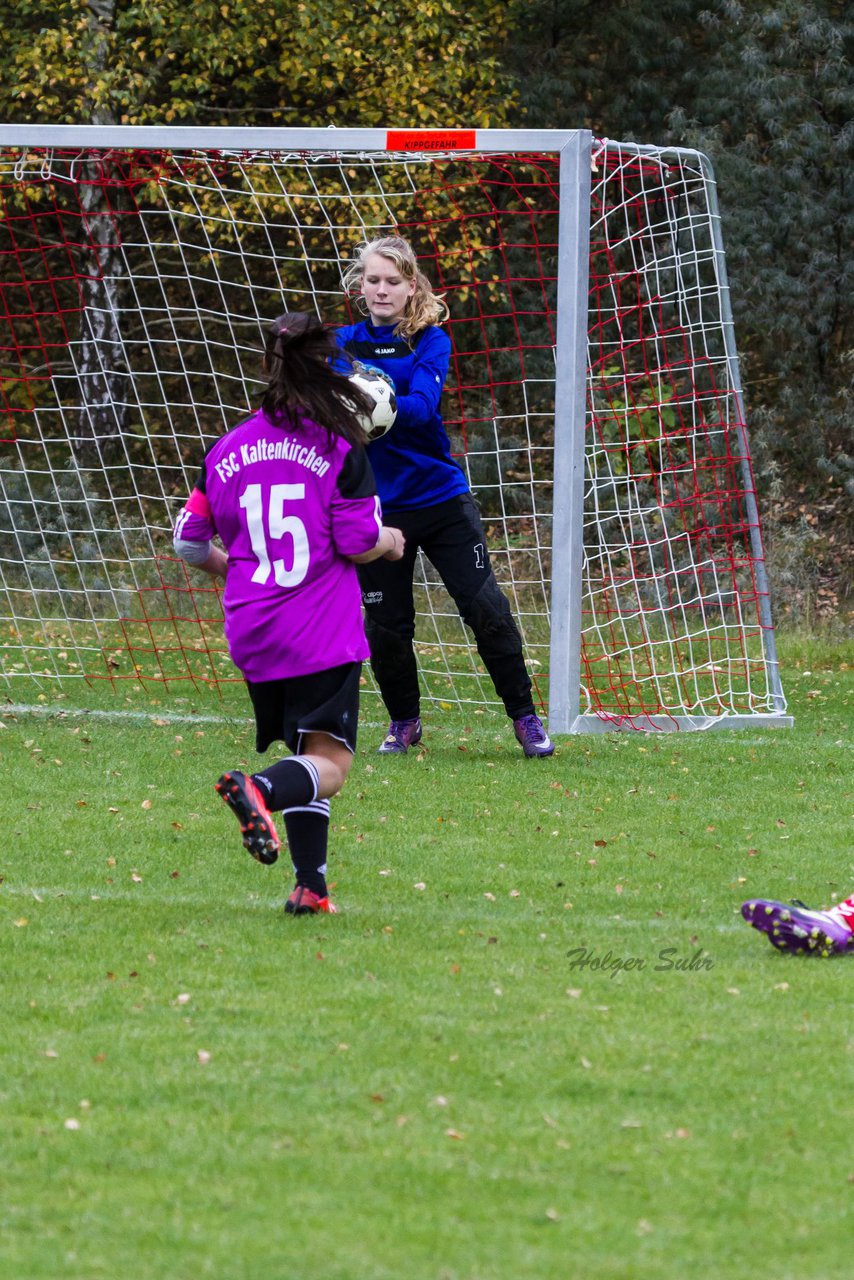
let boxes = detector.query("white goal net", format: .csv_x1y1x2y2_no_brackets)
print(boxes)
0,126,789,731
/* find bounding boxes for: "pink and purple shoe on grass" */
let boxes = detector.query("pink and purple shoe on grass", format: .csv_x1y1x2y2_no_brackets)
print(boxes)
741,898,853,958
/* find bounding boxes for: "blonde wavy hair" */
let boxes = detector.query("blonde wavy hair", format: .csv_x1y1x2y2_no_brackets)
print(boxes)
342,235,449,343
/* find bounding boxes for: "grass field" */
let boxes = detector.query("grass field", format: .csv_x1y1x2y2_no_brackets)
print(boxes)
2,635,852,1279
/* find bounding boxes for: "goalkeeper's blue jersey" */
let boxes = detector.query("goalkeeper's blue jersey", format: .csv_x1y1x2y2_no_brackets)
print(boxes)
335,321,468,512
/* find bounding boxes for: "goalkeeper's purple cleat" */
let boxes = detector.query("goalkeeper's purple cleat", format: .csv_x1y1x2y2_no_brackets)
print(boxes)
513,713,555,758
377,717,422,754
741,898,854,957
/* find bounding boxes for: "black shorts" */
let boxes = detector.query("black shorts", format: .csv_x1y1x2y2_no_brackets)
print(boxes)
246,661,362,756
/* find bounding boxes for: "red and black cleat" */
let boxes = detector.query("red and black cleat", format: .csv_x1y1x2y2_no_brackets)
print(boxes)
215,770,280,865
284,885,338,916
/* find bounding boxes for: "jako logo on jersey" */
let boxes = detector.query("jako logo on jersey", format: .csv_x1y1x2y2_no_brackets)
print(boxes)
373,348,396,355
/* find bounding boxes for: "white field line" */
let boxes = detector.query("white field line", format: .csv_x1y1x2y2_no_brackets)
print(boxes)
0,704,809,743
1,703,387,728
0,882,747,933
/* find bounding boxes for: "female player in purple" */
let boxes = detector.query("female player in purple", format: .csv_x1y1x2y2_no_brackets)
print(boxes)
173,312,404,915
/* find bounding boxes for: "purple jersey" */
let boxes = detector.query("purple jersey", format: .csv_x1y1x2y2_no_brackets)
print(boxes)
174,408,382,681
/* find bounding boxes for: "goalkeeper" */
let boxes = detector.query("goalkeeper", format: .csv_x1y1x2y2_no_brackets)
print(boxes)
336,235,554,758
173,312,404,916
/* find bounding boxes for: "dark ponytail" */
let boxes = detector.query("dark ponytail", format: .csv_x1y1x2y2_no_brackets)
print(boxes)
261,311,372,449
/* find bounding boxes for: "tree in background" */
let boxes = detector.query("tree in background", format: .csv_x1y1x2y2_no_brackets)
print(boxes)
505,0,852,617
2,0,515,128
672,6,850,463
0,0,517,456
0,0,849,615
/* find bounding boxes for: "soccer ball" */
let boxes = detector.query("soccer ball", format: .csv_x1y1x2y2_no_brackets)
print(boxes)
348,364,397,440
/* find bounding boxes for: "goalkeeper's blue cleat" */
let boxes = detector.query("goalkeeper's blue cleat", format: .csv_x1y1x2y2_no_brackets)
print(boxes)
377,717,422,754
215,769,280,865
513,713,555,758
741,898,854,957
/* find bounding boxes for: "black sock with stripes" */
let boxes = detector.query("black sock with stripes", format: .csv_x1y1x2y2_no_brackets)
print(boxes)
284,803,330,897
251,756,319,812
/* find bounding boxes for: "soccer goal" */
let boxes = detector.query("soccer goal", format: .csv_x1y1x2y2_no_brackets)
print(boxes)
0,125,789,732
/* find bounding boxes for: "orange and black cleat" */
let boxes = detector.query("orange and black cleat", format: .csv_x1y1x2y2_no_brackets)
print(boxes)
284,885,338,916
215,770,280,865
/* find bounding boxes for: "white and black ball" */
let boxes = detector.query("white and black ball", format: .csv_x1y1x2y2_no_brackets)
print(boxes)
348,365,397,440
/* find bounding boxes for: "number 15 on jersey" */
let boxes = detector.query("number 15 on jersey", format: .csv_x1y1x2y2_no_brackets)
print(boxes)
239,483,309,588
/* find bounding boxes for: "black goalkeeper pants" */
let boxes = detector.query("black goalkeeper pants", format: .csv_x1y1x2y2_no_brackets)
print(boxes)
357,493,535,722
